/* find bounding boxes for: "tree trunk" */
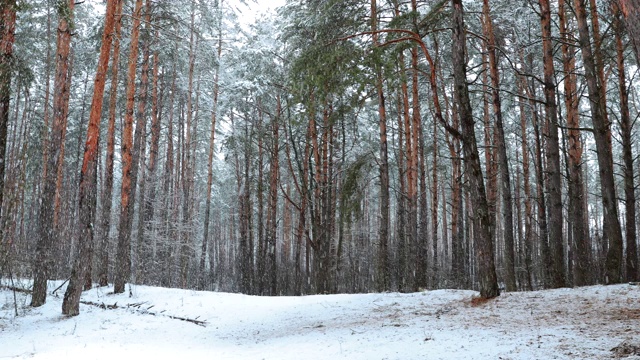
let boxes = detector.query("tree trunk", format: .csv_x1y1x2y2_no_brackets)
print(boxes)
0,0,16,239
371,0,390,291
615,0,640,66
558,0,590,286
539,0,565,288
97,0,123,288
482,0,517,291
451,0,499,299
133,0,152,284
62,0,118,316
200,0,223,289
142,30,161,283
517,77,534,290
614,10,638,282
32,0,74,307
114,0,143,294
266,95,281,295
573,0,624,284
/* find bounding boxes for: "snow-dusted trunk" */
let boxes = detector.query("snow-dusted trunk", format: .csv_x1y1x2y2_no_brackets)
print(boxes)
97,0,123,288
572,0,624,284
200,1,223,289
558,0,590,286
517,77,534,290
134,0,153,285
538,0,565,288
371,0,390,292
114,0,143,294
451,0,499,299
266,95,281,295
482,0,517,292
0,0,15,250
32,0,74,308
62,0,118,316
614,11,638,282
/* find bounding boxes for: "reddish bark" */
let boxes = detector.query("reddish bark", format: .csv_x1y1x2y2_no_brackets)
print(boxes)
114,0,144,294
62,0,119,315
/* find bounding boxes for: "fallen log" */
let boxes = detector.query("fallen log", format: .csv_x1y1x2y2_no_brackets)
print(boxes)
79,300,207,327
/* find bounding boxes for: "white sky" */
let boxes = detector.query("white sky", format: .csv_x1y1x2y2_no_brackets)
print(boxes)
238,0,287,25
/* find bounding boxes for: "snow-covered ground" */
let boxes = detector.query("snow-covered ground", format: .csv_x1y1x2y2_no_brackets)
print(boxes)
1,281,639,359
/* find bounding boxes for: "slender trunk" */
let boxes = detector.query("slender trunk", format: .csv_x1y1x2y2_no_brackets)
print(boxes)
200,1,223,289
483,0,517,291
266,95,281,295
372,0,390,291
62,0,118,315
559,0,590,286
573,0,624,284
615,0,640,66
114,0,143,294
396,88,408,291
539,0,565,288
256,111,265,294
40,3,52,197
451,0,499,298
32,0,74,307
517,78,534,290
98,0,123,288
180,3,197,288
134,0,152,284
142,33,161,282
0,0,16,232
615,10,638,282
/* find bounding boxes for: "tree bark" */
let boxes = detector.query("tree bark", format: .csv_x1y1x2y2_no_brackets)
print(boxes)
0,0,16,239
97,0,123,288
62,0,118,316
32,0,74,307
266,95,281,295
573,0,624,284
134,0,152,284
615,0,640,66
200,0,223,289
114,0,143,294
451,0,499,299
614,9,638,282
539,0,566,288
482,0,517,291
558,0,590,286
372,0,390,292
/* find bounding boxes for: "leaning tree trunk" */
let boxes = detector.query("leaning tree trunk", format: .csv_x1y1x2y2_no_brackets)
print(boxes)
32,0,74,308
62,0,118,316
451,0,499,299
573,0,624,284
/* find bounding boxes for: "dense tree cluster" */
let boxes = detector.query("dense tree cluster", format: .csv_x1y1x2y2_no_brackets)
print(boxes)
0,0,639,314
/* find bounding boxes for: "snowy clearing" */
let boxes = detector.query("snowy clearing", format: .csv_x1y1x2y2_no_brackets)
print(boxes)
1,282,639,359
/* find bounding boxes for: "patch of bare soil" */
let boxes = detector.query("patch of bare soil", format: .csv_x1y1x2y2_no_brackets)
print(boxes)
611,341,640,358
